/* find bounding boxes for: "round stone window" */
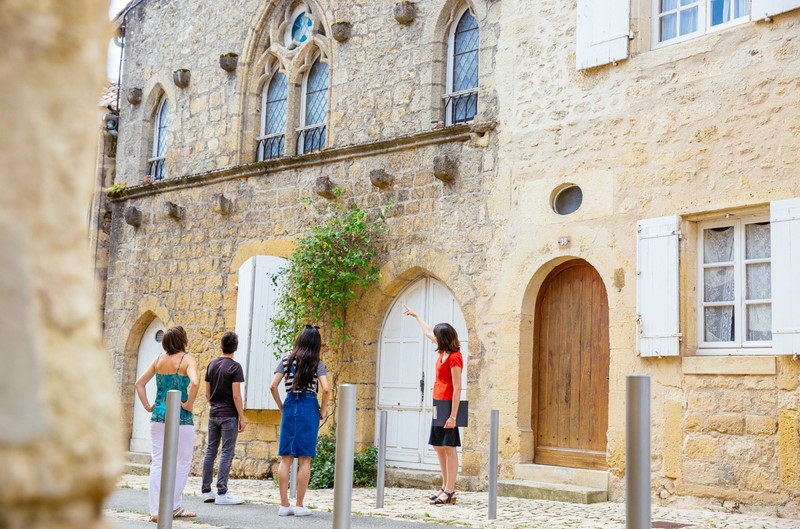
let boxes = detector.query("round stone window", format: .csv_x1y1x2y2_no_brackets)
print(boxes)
291,12,312,44
552,185,583,215
155,330,165,343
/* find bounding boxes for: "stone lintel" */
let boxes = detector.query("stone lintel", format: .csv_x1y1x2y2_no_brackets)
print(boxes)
682,356,776,375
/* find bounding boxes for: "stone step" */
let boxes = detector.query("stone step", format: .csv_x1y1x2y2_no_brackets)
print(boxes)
124,462,150,476
498,479,607,504
125,451,150,475
126,451,151,465
514,463,608,489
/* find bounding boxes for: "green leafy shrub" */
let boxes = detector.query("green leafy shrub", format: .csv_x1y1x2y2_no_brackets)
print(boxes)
271,189,387,357
309,433,378,489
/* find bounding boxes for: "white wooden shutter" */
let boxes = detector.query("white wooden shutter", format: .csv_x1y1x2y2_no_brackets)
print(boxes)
751,0,800,20
245,255,287,410
234,255,287,410
771,197,800,356
576,0,630,70
234,257,255,404
637,215,681,357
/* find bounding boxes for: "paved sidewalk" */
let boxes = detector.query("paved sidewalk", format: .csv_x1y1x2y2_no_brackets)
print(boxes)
110,474,799,529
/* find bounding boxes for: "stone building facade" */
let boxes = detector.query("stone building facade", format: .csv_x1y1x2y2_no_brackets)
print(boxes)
104,0,800,515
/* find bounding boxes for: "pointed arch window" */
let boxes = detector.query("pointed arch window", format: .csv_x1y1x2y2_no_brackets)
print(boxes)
297,58,328,154
445,8,479,125
149,97,168,180
257,72,288,161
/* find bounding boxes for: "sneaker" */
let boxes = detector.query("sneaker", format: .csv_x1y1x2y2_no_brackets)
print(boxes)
201,491,216,503
215,493,244,505
294,506,312,516
278,505,294,516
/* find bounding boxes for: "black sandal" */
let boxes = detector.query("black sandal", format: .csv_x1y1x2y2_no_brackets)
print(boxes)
430,490,456,505
428,488,445,501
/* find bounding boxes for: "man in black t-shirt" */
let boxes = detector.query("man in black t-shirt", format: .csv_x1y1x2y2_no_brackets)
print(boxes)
201,332,246,505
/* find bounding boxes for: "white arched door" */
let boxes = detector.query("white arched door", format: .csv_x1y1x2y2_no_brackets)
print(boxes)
377,277,469,469
130,318,165,453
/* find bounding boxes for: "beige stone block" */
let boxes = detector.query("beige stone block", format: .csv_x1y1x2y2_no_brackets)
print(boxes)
247,440,269,460
778,409,800,489
461,450,482,476
686,389,717,412
663,401,682,479
684,436,717,459
707,414,744,434
745,467,779,492
682,461,719,486
777,356,800,391
746,415,778,435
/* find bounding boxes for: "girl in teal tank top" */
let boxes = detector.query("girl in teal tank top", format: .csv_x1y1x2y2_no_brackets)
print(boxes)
151,353,194,426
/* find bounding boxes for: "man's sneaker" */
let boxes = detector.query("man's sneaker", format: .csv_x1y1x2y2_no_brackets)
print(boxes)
201,491,216,503
294,506,312,516
278,505,294,516
215,493,244,505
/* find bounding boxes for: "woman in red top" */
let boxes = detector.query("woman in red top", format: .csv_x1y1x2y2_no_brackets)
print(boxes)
403,304,463,505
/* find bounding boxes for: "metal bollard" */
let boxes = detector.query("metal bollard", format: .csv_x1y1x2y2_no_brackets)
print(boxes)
157,390,181,529
626,375,651,529
488,410,499,520
376,410,387,509
333,384,357,529
290,458,298,499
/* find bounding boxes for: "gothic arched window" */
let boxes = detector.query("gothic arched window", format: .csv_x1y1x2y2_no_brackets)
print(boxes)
149,97,168,179
257,72,288,160
298,58,328,154
445,8,478,125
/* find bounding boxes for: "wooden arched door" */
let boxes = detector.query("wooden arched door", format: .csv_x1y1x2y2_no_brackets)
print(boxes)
533,260,609,470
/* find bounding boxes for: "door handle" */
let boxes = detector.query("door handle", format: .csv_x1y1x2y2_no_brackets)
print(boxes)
419,371,425,404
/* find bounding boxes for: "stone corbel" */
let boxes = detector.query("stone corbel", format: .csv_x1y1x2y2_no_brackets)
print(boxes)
394,2,415,24
164,201,184,221
433,155,456,183
214,194,232,215
124,206,142,227
369,169,393,189
315,176,337,199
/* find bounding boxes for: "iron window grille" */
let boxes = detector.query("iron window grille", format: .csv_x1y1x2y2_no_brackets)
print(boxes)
296,125,326,154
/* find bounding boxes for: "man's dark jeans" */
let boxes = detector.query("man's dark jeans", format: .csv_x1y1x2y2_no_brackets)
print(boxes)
201,416,239,495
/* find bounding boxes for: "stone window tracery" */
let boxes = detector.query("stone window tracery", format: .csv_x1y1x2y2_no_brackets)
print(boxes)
250,1,330,159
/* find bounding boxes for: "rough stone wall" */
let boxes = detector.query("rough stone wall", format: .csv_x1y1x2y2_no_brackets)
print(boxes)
107,0,800,514
107,129,497,479
491,0,800,512
116,0,499,181
0,2,122,528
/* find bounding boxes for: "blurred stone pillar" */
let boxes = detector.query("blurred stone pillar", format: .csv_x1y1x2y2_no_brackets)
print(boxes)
0,2,122,529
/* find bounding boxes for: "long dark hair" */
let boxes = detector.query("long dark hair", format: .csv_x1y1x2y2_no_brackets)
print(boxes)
433,323,460,353
286,325,322,392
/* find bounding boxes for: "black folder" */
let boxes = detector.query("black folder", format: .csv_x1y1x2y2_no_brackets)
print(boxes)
432,399,469,427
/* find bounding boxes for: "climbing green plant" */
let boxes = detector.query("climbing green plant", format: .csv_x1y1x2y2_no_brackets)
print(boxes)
271,188,387,358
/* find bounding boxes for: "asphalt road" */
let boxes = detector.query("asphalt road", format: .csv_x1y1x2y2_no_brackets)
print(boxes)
105,488,441,529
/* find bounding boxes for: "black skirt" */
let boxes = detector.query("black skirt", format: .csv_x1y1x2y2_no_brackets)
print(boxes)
428,423,461,447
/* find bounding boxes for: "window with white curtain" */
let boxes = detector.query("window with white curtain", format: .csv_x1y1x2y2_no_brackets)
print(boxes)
257,72,288,161
697,217,772,353
149,97,168,180
444,7,478,125
655,0,749,46
297,58,328,154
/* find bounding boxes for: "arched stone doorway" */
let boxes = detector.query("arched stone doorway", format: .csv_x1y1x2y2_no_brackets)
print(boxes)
130,317,165,453
533,259,609,470
377,277,469,470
